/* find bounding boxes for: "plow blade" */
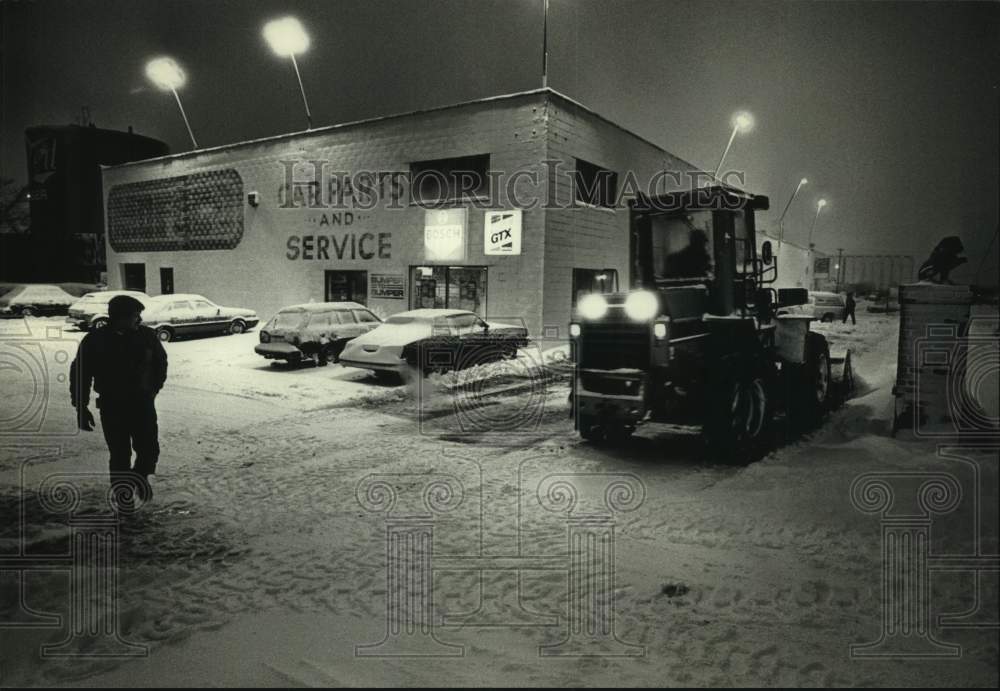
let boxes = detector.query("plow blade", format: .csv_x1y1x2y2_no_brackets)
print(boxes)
829,349,855,400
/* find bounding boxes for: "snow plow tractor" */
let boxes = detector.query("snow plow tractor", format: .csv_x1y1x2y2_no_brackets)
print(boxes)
569,186,854,461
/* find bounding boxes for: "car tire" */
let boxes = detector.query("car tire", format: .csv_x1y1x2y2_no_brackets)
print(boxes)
92,317,108,330
155,327,174,343
229,320,246,335
820,313,834,323
315,345,335,367
578,414,604,442
19,306,34,317
374,370,402,385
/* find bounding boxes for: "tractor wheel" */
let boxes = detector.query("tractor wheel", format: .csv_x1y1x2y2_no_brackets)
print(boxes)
704,360,774,463
788,333,832,429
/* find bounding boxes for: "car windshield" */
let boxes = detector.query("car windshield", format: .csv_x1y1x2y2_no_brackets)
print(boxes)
272,310,308,329
384,315,430,325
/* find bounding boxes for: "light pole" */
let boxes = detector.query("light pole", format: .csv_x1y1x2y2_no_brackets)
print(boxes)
776,177,808,250
808,198,828,291
264,16,313,130
808,198,828,248
714,110,754,181
145,57,198,149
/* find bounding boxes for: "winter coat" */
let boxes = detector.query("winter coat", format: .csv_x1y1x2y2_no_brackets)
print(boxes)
70,325,168,408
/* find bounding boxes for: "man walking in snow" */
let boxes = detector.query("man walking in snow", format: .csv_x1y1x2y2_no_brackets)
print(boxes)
70,295,167,508
842,291,857,325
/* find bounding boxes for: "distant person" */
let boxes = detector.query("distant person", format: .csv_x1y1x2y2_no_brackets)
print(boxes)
70,295,167,510
918,236,967,284
842,291,857,325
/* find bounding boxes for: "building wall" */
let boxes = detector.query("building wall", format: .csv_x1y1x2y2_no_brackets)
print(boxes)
840,254,914,292
103,90,707,338
756,226,811,289
542,97,698,336
104,93,551,333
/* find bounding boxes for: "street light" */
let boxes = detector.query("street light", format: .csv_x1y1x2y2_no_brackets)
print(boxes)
776,177,808,250
714,110,754,180
145,56,198,149
263,16,313,130
808,198,828,248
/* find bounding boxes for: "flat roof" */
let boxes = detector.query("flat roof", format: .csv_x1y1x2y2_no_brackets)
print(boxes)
104,87,703,174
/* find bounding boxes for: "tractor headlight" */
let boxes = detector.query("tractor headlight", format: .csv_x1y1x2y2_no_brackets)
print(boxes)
569,322,581,338
577,294,608,320
624,290,659,321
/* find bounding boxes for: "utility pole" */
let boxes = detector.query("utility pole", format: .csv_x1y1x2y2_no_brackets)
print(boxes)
836,247,844,292
541,0,549,89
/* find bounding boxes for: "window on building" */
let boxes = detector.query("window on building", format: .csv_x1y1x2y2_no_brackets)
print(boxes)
410,266,487,317
410,154,490,205
572,268,620,305
574,158,618,209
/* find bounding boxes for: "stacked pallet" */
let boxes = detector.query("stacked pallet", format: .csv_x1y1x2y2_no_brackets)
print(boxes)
894,283,974,431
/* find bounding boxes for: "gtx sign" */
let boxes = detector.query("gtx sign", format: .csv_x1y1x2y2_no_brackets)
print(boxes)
484,210,522,255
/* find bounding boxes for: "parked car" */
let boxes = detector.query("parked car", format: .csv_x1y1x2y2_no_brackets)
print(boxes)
255,302,382,366
777,291,847,322
339,308,529,380
141,293,259,342
0,284,77,317
66,290,151,330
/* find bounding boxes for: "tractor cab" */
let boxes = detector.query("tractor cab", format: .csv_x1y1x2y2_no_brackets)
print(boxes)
629,185,774,319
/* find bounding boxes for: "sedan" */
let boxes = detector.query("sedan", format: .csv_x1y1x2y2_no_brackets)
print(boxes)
66,290,150,330
0,284,77,317
255,302,382,366
141,293,259,342
339,308,529,380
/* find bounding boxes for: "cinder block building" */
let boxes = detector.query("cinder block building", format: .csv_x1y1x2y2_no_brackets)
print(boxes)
102,88,699,336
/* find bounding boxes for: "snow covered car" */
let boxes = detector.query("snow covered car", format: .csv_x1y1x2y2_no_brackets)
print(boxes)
255,301,382,366
777,291,847,322
0,284,78,317
339,308,529,380
141,293,259,342
66,290,150,330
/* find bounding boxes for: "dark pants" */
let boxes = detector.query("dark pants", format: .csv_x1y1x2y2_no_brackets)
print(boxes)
99,397,159,481
843,308,856,325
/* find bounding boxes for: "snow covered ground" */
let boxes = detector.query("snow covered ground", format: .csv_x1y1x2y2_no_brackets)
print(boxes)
0,314,996,687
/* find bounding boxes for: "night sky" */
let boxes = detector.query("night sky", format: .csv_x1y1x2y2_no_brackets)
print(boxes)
3,0,998,283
